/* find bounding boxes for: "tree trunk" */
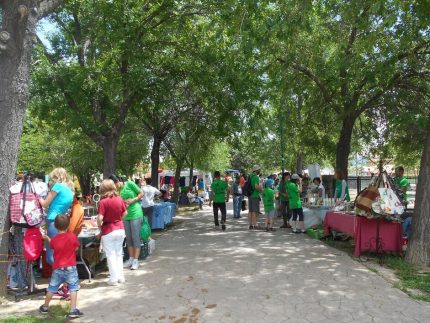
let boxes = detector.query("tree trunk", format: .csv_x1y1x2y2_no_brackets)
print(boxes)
150,136,162,188
77,173,92,196
172,159,184,204
0,0,64,297
335,115,356,178
406,117,430,266
295,152,304,175
189,159,194,188
102,136,119,178
0,3,39,297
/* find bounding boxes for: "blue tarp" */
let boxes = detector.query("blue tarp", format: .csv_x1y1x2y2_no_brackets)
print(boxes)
151,202,177,229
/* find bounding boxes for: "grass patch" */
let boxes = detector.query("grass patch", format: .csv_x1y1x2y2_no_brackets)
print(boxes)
321,238,430,302
0,304,68,323
383,256,430,302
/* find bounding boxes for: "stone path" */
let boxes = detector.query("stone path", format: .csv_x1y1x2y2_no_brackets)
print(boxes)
2,204,430,322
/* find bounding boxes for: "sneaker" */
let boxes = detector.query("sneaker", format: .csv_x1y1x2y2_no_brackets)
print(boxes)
221,224,226,231
249,225,254,230
107,280,118,286
292,229,299,234
131,259,139,270
66,308,84,319
118,278,125,284
123,258,133,268
39,305,48,314
301,230,306,233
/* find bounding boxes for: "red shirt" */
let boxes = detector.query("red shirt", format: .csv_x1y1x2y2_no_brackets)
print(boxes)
50,232,79,269
98,195,127,236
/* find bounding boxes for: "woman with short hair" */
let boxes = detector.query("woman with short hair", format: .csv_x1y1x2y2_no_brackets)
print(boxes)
97,179,128,285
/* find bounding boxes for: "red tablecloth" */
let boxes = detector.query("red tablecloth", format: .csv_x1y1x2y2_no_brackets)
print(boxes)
323,211,402,257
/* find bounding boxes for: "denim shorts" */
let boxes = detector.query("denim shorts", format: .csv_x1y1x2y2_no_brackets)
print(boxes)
265,210,276,218
47,266,80,293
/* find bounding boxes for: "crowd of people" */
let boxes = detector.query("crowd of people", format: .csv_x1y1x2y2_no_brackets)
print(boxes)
8,163,411,319
13,169,157,318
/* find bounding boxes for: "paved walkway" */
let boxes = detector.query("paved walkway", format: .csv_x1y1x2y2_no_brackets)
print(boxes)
2,204,430,322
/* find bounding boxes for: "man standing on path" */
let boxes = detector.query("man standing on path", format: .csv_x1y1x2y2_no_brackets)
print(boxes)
278,172,292,228
231,176,243,219
248,165,263,230
393,166,409,208
140,178,161,228
209,171,229,231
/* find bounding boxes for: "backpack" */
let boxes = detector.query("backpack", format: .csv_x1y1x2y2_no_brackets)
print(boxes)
243,176,254,197
23,227,43,261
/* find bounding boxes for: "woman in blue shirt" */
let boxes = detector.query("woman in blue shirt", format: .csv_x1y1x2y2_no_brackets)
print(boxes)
40,168,74,265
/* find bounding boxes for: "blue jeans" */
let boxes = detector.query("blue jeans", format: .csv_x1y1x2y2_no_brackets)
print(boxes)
402,217,412,238
46,220,58,265
233,196,242,218
47,266,80,293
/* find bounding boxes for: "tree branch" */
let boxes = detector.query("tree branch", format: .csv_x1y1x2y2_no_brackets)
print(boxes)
38,0,64,18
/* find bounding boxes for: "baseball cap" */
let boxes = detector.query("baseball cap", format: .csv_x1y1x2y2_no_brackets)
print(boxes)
291,174,300,180
252,165,261,172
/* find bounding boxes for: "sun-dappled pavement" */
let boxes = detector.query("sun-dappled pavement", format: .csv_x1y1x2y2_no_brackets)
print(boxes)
2,203,430,322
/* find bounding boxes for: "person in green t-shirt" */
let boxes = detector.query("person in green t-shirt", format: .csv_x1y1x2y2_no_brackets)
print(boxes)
287,174,305,233
394,166,409,207
209,171,229,231
278,172,292,229
248,165,263,230
262,179,276,232
334,169,350,202
109,175,144,270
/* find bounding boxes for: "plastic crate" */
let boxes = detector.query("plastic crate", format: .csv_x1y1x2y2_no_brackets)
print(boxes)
123,241,149,261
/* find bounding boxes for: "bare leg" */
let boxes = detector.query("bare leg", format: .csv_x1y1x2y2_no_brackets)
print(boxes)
44,291,54,307
70,291,78,309
248,211,252,225
252,213,257,226
132,247,140,259
127,246,134,260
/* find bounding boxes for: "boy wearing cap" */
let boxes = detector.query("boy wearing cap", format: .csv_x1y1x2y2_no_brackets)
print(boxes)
287,174,305,233
248,165,263,230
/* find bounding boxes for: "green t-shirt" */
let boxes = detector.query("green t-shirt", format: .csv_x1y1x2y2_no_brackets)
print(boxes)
335,179,350,202
286,180,302,209
394,176,409,202
211,179,228,203
262,187,275,212
250,173,260,198
120,181,143,220
278,180,288,202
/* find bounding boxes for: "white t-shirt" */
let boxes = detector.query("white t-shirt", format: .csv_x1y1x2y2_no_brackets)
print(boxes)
187,192,196,203
318,183,326,198
141,185,161,208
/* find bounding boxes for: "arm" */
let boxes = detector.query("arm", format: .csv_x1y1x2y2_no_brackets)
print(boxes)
39,190,58,208
126,191,144,205
96,214,104,228
121,210,128,220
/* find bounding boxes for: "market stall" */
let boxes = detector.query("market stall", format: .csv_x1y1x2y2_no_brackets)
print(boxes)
323,211,403,257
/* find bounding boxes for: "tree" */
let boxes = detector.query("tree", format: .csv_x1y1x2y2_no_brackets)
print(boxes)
0,0,64,296
241,0,430,177
406,114,430,266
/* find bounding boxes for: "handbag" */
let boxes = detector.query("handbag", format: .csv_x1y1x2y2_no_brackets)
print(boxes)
371,172,404,222
355,185,380,214
9,181,45,227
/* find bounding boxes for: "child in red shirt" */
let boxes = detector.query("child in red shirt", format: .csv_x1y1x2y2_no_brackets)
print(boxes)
40,214,83,319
